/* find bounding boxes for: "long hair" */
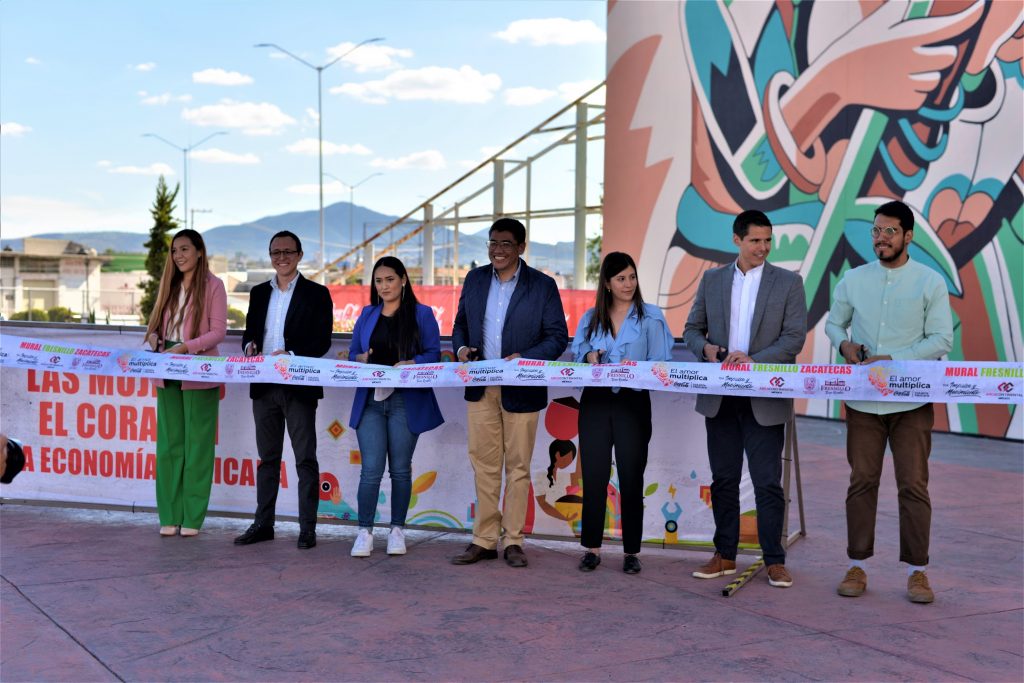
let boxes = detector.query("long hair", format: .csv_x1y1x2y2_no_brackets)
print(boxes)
369,256,421,359
584,251,645,342
145,229,211,344
545,439,577,487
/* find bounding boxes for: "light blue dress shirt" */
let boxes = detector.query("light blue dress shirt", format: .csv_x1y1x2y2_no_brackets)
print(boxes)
571,303,674,384
481,262,520,360
825,258,953,415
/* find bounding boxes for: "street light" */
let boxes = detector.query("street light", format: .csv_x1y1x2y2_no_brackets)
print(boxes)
142,131,227,224
324,171,383,251
255,37,384,283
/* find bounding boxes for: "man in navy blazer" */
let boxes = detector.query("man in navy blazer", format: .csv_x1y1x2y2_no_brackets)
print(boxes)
683,210,807,588
451,218,568,567
234,231,334,550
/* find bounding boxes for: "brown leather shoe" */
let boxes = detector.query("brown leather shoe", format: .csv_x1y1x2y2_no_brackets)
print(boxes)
450,543,498,565
907,571,934,604
692,552,736,579
837,566,867,597
504,544,528,567
766,563,793,587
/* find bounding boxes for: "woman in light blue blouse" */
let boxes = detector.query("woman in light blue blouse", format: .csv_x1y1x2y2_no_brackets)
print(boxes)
571,252,673,574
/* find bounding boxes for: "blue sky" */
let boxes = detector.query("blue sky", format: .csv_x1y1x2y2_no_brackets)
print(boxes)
0,0,606,244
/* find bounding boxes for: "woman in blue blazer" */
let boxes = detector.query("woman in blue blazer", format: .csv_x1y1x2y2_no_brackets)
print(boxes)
348,256,444,558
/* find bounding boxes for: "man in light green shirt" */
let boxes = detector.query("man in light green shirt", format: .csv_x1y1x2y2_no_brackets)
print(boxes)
825,200,953,605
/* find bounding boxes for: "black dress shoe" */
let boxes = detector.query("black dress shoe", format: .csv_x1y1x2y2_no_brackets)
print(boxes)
623,554,642,574
451,543,498,565
297,531,316,549
233,523,274,545
579,551,601,572
504,544,528,568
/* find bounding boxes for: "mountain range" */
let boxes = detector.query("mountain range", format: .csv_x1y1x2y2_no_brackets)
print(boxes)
2,201,578,275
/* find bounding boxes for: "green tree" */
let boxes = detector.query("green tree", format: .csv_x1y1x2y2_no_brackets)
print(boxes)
585,232,602,287
46,306,75,323
226,306,246,329
139,176,180,323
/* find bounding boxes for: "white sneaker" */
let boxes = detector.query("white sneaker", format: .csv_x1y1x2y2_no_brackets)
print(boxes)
387,526,407,555
351,528,374,557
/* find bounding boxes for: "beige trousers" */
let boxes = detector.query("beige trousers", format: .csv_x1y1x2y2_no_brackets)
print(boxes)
467,386,540,549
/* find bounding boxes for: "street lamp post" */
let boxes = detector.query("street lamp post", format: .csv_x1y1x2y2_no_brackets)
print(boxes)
325,172,383,252
142,131,227,225
255,37,384,283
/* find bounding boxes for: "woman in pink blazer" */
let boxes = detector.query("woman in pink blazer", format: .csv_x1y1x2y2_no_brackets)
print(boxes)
145,229,227,537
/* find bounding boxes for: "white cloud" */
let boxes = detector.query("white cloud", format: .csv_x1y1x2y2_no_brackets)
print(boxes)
287,180,346,196
331,66,500,104
96,160,112,168
133,62,157,72
192,68,254,86
305,107,319,122
558,79,603,102
108,162,176,176
326,42,413,72
371,150,446,171
0,196,144,236
480,146,502,158
494,18,605,46
190,148,260,165
504,86,557,106
25,57,41,65
284,138,372,156
1,122,32,137
139,91,192,106
181,99,296,135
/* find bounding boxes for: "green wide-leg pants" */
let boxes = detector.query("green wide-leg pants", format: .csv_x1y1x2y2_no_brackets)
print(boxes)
156,381,219,529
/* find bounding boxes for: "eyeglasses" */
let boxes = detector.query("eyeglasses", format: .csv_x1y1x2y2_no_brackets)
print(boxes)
269,249,299,258
486,240,517,251
870,226,900,237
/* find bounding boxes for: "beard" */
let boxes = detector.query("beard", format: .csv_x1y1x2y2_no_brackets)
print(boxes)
876,241,907,263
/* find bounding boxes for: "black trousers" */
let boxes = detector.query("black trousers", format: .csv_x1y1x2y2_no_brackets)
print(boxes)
252,386,320,532
705,396,786,565
579,387,652,554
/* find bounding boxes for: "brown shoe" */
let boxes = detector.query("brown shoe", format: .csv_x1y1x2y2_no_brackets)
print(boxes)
907,571,934,604
837,566,867,597
767,564,793,587
450,543,498,565
503,544,528,568
692,552,736,579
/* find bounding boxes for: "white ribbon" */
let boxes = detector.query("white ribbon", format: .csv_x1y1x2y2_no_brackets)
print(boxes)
1,335,1020,405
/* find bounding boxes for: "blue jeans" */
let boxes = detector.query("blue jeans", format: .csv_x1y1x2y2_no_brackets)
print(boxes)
355,391,419,529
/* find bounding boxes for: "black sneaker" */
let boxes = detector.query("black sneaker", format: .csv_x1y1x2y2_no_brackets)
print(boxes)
623,554,642,574
578,551,601,572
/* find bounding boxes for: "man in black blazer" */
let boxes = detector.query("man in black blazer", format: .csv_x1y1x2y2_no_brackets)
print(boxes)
233,230,334,550
451,217,569,567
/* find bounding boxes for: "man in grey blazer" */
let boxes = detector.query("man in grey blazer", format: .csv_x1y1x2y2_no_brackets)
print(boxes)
683,210,807,588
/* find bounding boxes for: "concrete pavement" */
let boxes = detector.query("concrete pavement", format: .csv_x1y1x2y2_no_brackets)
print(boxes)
2,417,1021,682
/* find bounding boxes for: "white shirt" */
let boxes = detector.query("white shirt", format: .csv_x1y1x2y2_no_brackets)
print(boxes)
533,465,576,502
728,262,764,353
166,287,188,342
264,275,299,353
